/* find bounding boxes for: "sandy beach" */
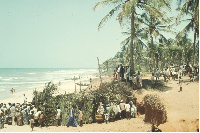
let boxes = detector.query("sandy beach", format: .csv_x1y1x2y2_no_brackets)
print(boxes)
0,74,97,104
0,73,199,132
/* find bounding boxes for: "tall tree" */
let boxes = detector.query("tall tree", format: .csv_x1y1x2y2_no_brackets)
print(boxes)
176,0,199,65
94,0,171,74
138,11,173,72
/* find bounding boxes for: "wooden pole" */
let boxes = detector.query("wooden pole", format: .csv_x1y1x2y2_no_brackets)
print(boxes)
125,66,128,89
75,84,76,93
34,89,37,107
80,81,81,92
97,57,102,86
125,66,127,84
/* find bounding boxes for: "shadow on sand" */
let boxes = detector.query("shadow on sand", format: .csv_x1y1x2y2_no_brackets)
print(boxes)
142,79,171,92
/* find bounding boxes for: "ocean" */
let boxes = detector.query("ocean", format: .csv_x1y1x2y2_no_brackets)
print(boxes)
0,68,97,101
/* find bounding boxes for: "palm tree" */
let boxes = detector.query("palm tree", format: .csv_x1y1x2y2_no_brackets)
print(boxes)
176,0,199,65
120,17,147,70
94,0,172,74
138,11,174,72
176,32,194,64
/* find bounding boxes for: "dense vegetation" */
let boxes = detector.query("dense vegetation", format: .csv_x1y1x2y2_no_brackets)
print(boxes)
94,0,199,74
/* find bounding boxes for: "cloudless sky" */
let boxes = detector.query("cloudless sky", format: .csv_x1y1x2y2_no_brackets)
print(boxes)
0,0,193,68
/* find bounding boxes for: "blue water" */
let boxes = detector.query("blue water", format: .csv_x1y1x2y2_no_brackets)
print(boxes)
0,68,97,100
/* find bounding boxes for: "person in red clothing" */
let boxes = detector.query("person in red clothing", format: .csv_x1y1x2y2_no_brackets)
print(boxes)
39,112,45,127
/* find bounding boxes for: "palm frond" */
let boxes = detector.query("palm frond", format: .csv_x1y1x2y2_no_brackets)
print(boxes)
177,21,193,38
93,0,122,11
120,36,131,47
176,0,194,24
142,3,170,24
97,4,122,30
121,31,131,35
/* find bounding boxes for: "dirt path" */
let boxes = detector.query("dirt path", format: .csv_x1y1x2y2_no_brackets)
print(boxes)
134,74,199,132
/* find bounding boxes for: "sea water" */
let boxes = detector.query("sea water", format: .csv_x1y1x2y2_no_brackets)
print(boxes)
0,68,97,100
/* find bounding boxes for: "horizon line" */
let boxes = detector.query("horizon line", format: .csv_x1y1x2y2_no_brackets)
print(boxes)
0,67,97,69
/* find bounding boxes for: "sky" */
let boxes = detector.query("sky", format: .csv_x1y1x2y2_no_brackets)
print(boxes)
0,0,194,68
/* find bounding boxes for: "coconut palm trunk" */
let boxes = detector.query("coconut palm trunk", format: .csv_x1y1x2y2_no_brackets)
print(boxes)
150,34,155,73
193,27,197,66
130,8,135,74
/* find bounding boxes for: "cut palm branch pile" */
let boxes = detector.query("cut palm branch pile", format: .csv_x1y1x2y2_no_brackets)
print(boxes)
144,94,167,126
33,81,135,126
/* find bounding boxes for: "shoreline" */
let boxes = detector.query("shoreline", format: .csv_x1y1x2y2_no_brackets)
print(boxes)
0,74,98,104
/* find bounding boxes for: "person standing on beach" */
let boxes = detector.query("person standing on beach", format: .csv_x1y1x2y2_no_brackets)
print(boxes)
113,70,116,80
164,68,168,82
33,106,37,116
56,107,62,127
151,73,155,86
30,111,34,131
78,108,83,127
22,106,28,125
117,65,120,80
104,110,109,124
155,68,160,80
10,88,15,94
125,102,131,120
34,110,41,127
66,105,78,127
120,64,124,81
10,104,16,126
39,112,45,127
119,100,126,119
0,111,5,129
179,76,183,92
23,94,27,104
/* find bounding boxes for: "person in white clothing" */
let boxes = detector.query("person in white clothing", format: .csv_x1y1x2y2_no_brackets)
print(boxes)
56,107,62,127
33,106,37,116
125,103,130,120
10,104,16,126
34,111,41,127
23,94,27,104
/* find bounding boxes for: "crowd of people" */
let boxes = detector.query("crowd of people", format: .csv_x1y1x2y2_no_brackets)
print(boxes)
113,63,198,92
151,64,199,83
0,97,138,131
96,100,137,123
113,64,142,89
0,102,45,131
0,101,84,131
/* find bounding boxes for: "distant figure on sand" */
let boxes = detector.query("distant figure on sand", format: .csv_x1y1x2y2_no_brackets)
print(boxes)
155,69,160,80
66,105,78,127
10,88,15,94
23,94,27,104
164,69,168,82
179,76,183,92
136,71,142,88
